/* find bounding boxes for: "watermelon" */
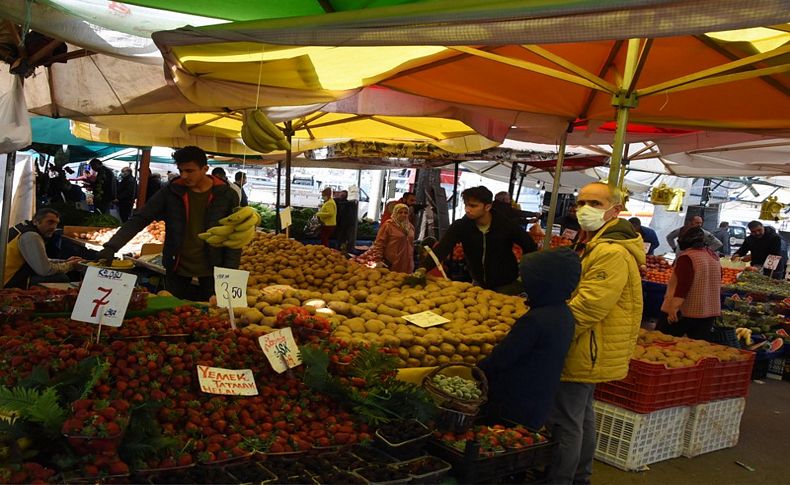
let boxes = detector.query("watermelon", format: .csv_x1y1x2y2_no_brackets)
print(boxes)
769,338,784,353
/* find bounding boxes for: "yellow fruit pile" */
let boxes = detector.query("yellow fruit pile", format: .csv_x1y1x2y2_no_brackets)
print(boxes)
633,329,749,368
237,233,527,367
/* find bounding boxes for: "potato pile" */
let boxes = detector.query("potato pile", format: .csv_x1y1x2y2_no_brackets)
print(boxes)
237,233,527,367
633,329,749,368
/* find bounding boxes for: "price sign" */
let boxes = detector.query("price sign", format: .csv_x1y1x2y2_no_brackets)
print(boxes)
403,311,450,328
214,267,249,308
71,266,136,327
561,229,578,240
280,206,292,229
763,254,781,271
196,365,258,395
259,328,302,373
643,242,652,254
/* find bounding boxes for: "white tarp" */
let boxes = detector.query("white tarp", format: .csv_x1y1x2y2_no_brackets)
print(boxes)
0,152,36,227
0,76,31,152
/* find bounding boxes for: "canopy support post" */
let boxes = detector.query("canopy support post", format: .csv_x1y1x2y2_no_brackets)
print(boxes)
275,161,282,234
137,148,150,208
543,129,569,249
0,151,17,285
608,39,642,188
452,162,460,220
284,121,293,210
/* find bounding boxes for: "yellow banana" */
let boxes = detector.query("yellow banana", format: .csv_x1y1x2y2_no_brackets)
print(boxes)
228,227,255,241
222,235,253,249
208,225,235,236
198,232,213,240
246,116,281,151
219,206,256,225
275,137,291,151
252,109,285,141
206,235,227,246
241,123,272,154
234,214,259,232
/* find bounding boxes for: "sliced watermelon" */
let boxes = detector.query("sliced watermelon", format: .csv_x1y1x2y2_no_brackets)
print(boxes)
770,338,784,353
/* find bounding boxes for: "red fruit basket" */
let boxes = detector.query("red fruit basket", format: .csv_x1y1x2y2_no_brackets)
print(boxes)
698,351,755,402
594,359,705,414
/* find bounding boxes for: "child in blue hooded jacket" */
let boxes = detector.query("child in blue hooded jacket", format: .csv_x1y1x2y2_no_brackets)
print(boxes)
478,247,581,429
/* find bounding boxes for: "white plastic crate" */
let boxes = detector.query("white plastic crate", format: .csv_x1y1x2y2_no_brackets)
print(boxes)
594,400,689,471
683,397,745,457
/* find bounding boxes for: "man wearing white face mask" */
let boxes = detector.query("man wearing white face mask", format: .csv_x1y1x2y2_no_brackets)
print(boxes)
547,182,645,485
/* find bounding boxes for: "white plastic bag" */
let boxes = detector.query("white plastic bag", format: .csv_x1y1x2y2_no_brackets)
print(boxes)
0,77,32,153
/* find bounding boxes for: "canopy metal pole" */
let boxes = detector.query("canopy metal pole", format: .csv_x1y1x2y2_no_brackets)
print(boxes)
543,133,569,250
507,162,518,198
0,152,17,284
608,39,641,188
452,161,460,220
275,161,282,234
137,148,150,208
284,121,292,209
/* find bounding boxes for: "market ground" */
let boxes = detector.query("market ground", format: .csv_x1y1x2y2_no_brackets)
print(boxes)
594,378,790,485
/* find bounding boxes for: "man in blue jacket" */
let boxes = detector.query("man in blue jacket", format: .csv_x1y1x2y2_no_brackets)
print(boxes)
629,217,659,255
478,248,581,429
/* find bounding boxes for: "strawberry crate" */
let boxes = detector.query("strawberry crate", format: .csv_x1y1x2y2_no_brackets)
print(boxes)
699,351,755,402
594,359,704,413
594,400,690,471
683,397,745,457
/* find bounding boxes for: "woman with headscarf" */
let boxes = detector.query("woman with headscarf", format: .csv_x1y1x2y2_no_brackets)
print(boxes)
355,203,415,273
658,226,722,341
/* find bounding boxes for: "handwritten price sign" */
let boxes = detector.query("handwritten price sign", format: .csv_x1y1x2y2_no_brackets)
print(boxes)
763,254,781,271
213,267,249,308
403,310,450,328
259,328,302,373
196,365,258,396
71,266,136,327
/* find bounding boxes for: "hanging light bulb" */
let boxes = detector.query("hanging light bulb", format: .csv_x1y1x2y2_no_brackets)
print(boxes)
535,179,542,188
573,188,579,197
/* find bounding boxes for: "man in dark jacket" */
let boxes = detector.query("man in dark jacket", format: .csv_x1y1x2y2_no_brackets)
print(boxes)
116,167,137,222
97,146,241,301
628,217,660,255
89,159,117,214
478,247,581,429
733,221,787,279
419,186,538,294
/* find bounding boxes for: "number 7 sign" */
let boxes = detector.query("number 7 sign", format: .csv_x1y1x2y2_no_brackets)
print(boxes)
71,266,136,327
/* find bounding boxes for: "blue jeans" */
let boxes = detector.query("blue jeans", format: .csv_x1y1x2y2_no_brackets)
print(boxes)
547,382,596,485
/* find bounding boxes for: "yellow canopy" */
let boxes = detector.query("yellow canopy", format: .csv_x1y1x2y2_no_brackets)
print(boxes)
71,110,499,155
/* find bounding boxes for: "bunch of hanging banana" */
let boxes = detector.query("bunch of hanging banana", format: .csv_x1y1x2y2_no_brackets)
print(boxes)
240,109,291,153
198,206,261,249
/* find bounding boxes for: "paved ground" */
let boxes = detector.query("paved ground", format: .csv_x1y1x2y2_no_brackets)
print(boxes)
594,377,790,485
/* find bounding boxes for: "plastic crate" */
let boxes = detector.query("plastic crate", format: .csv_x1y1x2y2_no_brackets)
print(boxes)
426,439,555,483
699,351,755,402
768,358,786,380
594,359,704,413
682,397,745,457
594,400,690,471
711,327,741,349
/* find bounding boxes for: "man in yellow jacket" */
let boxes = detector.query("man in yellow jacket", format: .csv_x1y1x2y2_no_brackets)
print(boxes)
548,182,645,484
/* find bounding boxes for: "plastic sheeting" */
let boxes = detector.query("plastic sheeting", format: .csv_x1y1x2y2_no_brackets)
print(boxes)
0,76,31,153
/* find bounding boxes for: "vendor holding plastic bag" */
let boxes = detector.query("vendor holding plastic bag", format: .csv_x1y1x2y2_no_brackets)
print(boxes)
354,204,415,273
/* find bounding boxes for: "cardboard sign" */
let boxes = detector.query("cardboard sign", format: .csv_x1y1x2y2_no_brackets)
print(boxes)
197,365,258,395
71,266,136,327
403,311,450,328
280,206,293,229
214,267,249,308
643,242,652,254
561,228,578,240
763,254,781,271
259,328,302,373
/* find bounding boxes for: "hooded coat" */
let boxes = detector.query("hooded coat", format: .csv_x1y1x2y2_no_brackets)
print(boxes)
563,218,645,383
478,248,581,430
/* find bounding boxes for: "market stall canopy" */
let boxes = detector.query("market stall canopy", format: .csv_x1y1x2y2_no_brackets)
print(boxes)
69,110,500,156
152,2,790,135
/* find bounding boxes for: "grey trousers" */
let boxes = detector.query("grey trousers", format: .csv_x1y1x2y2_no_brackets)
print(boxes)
547,382,596,485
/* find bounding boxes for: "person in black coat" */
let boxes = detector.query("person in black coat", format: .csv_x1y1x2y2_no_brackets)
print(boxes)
733,221,787,279
478,247,581,430
116,167,137,222
419,186,537,295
